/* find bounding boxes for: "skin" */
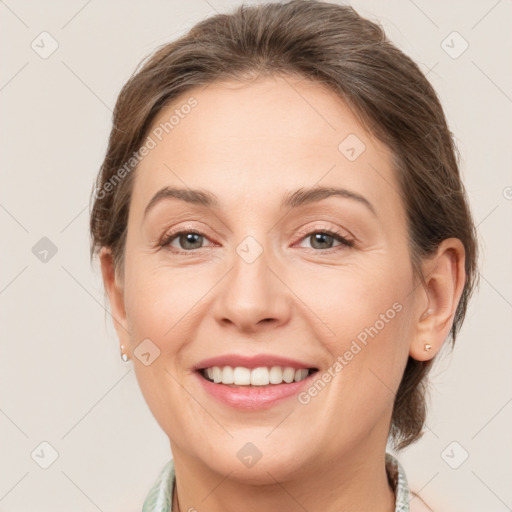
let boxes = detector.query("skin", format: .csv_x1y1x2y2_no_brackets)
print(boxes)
100,74,466,512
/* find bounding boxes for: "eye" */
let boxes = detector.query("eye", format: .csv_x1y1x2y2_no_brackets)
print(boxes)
159,229,212,253
295,228,354,251
158,226,355,254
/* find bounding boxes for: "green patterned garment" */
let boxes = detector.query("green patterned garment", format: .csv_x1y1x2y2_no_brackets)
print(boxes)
142,453,409,511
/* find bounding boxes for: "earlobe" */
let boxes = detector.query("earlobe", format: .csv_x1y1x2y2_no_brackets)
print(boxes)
99,247,131,348
409,238,466,361
410,339,435,362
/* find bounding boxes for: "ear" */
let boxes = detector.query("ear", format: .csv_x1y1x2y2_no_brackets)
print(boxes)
410,238,466,361
99,247,131,356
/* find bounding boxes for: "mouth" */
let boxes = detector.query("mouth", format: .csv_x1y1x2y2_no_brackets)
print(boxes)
197,366,319,387
191,354,321,409
193,364,320,410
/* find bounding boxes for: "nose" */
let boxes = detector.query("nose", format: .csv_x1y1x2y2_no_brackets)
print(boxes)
212,241,292,334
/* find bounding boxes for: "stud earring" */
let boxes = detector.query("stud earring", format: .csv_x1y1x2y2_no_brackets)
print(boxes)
424,343,432,352
120,345,129,362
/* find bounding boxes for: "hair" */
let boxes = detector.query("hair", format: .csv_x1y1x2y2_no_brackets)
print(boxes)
89,0,478,449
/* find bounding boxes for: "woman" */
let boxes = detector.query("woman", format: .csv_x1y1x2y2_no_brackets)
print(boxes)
89,1,478,510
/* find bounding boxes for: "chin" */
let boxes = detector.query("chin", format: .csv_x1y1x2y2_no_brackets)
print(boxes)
198,438,313,484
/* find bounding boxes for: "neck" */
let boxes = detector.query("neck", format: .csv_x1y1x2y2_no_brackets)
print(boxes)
170,443,396,512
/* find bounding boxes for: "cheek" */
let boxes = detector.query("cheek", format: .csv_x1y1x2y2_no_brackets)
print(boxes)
123,257,200,347
123,263,200,435
298,255,414,413
299,255,412,347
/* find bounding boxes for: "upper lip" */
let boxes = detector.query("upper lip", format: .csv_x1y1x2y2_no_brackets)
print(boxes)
193,354,319,371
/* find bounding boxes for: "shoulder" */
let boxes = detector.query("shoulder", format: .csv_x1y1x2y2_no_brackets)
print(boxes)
409,491,434,512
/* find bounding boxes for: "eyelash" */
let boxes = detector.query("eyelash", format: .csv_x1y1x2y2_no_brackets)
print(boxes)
296,227,355,250
158,226,355,255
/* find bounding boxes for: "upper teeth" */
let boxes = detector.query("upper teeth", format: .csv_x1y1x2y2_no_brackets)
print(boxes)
202,366,311,386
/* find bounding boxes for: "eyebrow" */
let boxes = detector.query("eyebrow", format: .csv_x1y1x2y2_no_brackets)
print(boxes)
143,185,377,218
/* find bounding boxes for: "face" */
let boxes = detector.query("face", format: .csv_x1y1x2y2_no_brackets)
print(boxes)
105,75,425,481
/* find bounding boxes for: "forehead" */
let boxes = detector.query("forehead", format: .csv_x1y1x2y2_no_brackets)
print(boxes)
131,75,400,217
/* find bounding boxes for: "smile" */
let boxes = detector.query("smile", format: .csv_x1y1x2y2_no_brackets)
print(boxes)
200,366,317,386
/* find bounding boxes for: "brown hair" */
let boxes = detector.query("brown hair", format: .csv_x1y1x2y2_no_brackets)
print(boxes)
89,0,478,449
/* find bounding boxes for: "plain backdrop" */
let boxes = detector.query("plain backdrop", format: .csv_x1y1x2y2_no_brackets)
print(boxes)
1,1,511,511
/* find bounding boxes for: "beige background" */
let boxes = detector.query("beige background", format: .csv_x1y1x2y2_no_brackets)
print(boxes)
1,0,511,510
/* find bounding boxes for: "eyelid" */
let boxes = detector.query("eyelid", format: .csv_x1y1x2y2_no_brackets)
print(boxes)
294,222,355,242
294,225,355,249
158,224,216,249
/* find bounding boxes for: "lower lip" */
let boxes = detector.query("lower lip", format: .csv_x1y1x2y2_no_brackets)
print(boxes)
194,371,315,410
